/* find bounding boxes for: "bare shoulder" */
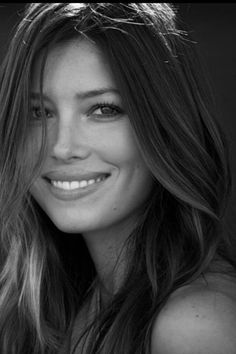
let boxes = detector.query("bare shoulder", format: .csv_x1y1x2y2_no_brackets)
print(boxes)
151,273,236,354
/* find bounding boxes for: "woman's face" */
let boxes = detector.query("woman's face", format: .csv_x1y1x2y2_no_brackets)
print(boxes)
29,38,153,234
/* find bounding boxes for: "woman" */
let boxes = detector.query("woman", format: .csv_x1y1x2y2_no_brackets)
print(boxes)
0,3,236,353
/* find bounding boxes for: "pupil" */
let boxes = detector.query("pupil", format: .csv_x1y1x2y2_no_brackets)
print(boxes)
101,106,113,114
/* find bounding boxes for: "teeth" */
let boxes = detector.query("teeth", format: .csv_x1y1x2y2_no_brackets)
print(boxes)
79,180,88,188
51,175,108,190
70,181,80,189
88,179,95,185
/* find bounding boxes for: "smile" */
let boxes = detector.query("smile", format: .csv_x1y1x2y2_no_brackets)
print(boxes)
51,175,107,190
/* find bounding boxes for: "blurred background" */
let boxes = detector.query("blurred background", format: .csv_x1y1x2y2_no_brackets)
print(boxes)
0,3,236,247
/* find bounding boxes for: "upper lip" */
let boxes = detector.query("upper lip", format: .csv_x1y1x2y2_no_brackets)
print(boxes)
43,171,110,182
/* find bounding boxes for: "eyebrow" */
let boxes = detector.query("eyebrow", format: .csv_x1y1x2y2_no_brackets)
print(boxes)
30,88,120,101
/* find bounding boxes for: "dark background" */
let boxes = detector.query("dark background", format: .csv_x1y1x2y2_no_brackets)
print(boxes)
0,3,236,246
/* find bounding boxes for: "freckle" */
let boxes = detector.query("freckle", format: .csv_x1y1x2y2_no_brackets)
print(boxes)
195,314,199,318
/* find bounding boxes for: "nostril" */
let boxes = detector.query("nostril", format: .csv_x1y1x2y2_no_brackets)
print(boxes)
52,142,91,161
51,124,91,160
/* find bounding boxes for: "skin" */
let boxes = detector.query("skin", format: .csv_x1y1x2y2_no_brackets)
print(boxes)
29,38,154,293
151,273,236,354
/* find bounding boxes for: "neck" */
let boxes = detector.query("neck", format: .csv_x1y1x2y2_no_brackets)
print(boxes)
82,217,138,298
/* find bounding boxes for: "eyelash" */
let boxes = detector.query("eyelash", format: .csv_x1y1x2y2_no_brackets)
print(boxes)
30,106,53,121
89,102,123,120
30,102,124,122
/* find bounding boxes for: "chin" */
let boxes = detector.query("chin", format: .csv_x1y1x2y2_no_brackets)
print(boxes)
54,222,82,234
50,217,87,234
47,211,99,234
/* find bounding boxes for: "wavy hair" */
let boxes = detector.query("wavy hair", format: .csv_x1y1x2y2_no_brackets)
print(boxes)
0,3,235,353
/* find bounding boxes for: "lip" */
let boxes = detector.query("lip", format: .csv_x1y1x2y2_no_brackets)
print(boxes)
42,171,111,201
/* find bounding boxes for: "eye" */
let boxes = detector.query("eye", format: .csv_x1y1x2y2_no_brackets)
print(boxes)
31,106,53,121
90,103,123,120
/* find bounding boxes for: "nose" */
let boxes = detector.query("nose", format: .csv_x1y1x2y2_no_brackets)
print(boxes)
51,118,91,162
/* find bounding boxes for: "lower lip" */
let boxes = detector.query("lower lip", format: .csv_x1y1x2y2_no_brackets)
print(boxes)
44,176,110,201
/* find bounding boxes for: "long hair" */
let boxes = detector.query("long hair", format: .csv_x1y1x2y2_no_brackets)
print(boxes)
0,3,235,353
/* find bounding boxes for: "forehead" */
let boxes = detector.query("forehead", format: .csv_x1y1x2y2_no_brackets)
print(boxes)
31,38,116,93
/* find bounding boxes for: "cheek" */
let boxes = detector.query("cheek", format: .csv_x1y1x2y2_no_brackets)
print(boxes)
93,120,143,165
93,122,153,196
27,125,43,152
26,123,56,166
115,162,153,206
24,131,42,174
101,136,153,212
